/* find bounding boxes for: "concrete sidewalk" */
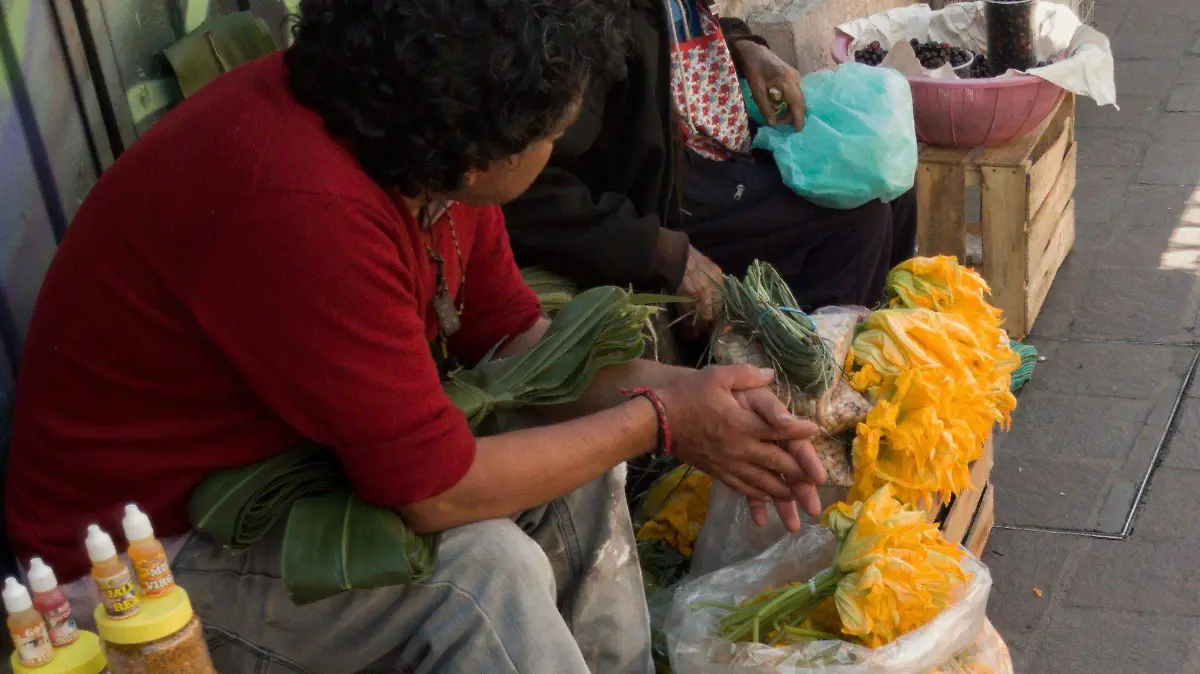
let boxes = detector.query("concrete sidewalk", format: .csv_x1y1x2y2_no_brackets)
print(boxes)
984,0,1200,670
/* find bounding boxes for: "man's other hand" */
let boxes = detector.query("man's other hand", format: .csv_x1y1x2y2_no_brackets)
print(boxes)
659,365,822,529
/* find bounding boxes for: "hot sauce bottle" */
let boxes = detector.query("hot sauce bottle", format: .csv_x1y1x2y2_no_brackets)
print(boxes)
86,525,140,619
4,577,54,667
27,557,79,647
122,504,176,598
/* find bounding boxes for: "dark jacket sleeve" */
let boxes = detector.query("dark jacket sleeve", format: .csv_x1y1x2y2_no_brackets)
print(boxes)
502,79,691,292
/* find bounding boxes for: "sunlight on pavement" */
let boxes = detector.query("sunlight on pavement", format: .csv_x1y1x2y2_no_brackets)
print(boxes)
1158,185,1200,272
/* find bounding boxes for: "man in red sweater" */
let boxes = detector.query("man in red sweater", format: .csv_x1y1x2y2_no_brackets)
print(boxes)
5,1,823,671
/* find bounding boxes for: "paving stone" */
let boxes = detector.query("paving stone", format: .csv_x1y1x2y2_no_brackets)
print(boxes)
1076,95,1158,130
1023,341,1189,400
1137,140,1200,184
1091,0,1129,26
1116,19,1198,59
999,390,1149,460
1114,60,1181,98
1069,267,1200,341
1028,256,1091,337
1072,165,1133,223
991,454,1114,529
1096,221,1185,268
983,529,1083,657
1077,127,1147,168
1182,58,1200,84
1035,609,1200,673
1152,113,1200,144
1134,466,1200,538
1162,400,1200,470
1167,84,1200,112
1067,538,1200,613
1127,0,1200,23
1114,185,1200,229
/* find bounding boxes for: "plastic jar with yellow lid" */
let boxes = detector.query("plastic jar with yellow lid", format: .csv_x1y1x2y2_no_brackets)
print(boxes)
93,586,215,674
10,630,109,674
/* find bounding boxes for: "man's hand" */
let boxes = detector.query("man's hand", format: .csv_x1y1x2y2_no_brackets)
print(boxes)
678,246,724,331
659,365,822,519
734,40,806,130
734,388,824,530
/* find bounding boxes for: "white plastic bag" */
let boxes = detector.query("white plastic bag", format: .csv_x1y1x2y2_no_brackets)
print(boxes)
666,529,993,673
930,620,1013,674
691,481,850,578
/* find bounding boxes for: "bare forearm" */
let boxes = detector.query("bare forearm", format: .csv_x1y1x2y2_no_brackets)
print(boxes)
499,315,691,419
399,397,657,532
558,358,690,415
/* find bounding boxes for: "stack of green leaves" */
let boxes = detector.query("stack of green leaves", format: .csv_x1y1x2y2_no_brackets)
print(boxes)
189,285,666,605
521,266,578,317
715,261,836,396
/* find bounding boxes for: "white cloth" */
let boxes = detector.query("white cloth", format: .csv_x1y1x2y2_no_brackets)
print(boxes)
837,2,1117,107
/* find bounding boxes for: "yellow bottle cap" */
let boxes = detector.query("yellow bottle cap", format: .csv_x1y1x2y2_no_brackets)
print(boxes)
94,585,194,645
10,630,108,674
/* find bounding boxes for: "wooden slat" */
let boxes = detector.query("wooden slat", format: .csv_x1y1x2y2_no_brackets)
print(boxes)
964,484,995,557
980,166,1031,337
940,434,995,544
1027,200,1077,327
917,160,968,261
1027,143,1078,263
1027,124,1073,217
926,431,995,525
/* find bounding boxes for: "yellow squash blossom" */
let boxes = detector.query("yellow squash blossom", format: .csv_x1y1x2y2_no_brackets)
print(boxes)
886,256,1003,329
717,486,969,649
847,300,1018,507
636,466,712,557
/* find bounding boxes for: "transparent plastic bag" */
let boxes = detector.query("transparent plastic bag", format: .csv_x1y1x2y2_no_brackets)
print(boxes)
741,64,917,210
928,620,1013,674
666,529,992,673
691,481,849,578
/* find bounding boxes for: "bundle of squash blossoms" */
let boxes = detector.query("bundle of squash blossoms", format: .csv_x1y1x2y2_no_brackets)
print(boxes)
846,256,1019,507
716,484,970,648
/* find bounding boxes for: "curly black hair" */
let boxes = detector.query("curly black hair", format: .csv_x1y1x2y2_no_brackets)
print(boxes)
286,0,629,196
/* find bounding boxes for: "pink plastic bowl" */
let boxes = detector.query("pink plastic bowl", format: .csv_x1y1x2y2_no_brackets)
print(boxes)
831,31,1065,148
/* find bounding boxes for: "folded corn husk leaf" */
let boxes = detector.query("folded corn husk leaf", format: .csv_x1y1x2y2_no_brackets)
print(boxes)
521,266,578,317
189,285,667,604
282,491,439,606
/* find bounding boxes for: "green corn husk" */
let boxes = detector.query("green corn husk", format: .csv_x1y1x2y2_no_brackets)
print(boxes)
521,266,579,317
164,11,277,99
189,285,665,605
281,491,439,606
714,261,836,396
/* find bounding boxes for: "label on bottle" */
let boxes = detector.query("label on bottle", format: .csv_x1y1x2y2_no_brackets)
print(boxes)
12,622,54,666
95,567,141,619
133,552,176,598
42,602,79,646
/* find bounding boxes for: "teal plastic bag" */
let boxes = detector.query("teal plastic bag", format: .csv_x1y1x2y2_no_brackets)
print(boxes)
742,63,917,210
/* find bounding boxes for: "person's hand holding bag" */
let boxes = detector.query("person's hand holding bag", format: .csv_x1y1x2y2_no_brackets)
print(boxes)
733,40,807,130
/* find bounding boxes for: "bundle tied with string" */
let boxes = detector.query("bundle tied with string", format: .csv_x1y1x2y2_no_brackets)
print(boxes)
711,262,872,486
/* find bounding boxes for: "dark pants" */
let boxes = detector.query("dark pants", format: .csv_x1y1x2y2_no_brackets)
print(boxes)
677,150,918,310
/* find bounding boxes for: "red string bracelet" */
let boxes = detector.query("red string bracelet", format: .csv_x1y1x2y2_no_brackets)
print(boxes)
622,387,672,456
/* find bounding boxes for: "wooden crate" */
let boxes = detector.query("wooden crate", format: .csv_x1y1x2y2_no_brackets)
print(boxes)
964,484,995,557
916,94,1078,339
924,432,995,547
